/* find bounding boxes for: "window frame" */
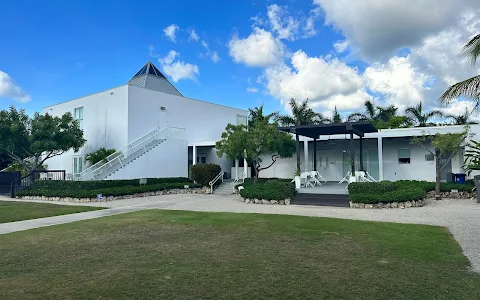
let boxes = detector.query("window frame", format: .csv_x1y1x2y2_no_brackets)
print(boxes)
74,107,84,130
398,148,411,164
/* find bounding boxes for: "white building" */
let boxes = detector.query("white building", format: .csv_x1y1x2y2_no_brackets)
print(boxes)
44,62,248,180
260,124,480,182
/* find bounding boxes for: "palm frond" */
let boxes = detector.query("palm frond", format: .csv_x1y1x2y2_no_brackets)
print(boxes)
463,34,480,65
439,75,480,105
347,113,367,122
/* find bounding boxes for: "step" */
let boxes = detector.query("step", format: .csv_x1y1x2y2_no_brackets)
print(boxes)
291,193,350,207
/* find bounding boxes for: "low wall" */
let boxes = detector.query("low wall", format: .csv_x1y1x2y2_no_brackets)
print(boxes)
426,191,474,199
242,198,291,205
18,187,210,203
350,200,425,209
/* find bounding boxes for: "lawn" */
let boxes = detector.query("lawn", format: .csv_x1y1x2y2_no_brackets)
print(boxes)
0,200,103,223
0,210,479,299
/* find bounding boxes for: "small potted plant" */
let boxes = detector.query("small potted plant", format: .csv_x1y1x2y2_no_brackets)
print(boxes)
294,166,302,190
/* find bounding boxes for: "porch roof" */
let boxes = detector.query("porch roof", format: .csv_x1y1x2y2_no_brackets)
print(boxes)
278,121,377,138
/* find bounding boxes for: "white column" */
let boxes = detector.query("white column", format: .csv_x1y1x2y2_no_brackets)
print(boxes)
192,145,197,166
303,140,309,172
378,137,383,181
244,158,248,178
235,159,239,178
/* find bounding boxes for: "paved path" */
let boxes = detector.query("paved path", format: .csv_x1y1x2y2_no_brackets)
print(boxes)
1,194,480,273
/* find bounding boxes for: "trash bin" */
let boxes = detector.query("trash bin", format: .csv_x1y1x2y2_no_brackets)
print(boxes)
454,173,466,184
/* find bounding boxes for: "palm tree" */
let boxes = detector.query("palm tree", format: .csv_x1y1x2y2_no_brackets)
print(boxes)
248,105,276,126
405,102,443,127
446,108,476,125
276,98,326,172
440,34,480,106
347,100,377,121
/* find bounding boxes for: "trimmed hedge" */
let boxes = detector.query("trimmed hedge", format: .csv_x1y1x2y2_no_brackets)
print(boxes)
17,182,202,198
235,177,292,189
348,180,474,204
191,164,222,186
25,177,193,191
239,179,295,201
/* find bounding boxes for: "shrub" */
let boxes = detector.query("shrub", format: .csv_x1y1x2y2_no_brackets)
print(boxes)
235,177,292,189
240,179,295,201
191,164,222,186
17,182,202,198
348,181,395,195
349,187,425,204
85,147,117,165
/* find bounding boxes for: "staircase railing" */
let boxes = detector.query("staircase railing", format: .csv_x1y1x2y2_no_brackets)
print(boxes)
79,127,185,181
11,170,65,198
209,171,224,194
231,171,245,192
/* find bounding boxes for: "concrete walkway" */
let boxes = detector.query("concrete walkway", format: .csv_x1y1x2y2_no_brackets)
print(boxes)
1,194,480,273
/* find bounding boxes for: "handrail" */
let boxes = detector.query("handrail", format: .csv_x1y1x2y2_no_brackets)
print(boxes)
79,127,186,180
231,171,245,192
209,171,224,194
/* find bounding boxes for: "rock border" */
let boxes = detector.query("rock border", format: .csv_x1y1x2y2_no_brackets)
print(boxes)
18,187,210,203
242,198,291,205
350,199,425,209
426,191,474,199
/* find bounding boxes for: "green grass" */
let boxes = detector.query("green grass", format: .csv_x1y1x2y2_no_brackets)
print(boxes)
0,210,479,299
0,201,104,223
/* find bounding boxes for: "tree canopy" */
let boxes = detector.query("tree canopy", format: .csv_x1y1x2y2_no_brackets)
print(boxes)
0,106,86,173
216,121,295,183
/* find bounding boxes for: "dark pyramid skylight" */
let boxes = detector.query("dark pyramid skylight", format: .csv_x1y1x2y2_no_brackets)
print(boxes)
132,61,166,79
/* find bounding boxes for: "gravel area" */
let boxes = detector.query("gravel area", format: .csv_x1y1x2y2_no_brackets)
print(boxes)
1,194,480,273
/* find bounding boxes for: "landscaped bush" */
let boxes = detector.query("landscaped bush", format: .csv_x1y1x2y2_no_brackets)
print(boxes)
17,182,203,198
191,164,222,186
25,177,193,191
235,177,292,189
349,180,474,204
239,179,295,201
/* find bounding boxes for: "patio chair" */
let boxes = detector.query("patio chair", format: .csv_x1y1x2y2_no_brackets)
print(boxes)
300,172,314,188
308,171,322,186
339,171,351,184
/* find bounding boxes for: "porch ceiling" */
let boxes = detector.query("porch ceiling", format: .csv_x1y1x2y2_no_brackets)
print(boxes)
278,121,377,139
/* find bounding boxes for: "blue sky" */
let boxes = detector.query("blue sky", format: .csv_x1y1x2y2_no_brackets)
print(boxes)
1,0,479,118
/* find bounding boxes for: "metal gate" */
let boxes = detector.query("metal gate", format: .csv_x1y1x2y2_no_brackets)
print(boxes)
0,172,21,196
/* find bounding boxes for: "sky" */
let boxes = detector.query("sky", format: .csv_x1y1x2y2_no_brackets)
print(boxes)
0,0,479,119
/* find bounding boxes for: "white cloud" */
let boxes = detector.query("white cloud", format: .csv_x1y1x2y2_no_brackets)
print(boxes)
246,87,259,93
267,4,299,41
229,27,286,67
163,24,179,43
188,29,199,42
210,51,220,63
333,40,349,54
364,55,433,110
158,50,199,82
438,100,477,117
0,71,31,102
314,0,478,59
201,40,208,49
262,50,370,110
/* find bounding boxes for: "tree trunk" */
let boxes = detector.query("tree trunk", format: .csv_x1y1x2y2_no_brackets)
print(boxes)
295,133,300,172
254,167,259,184
435,149,441,200
474,175,480,203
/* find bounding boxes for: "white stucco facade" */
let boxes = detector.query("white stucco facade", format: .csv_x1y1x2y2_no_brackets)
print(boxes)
43,62,248,180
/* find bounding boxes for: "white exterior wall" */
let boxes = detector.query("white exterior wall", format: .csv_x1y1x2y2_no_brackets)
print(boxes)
127,85,247,143
107,139,187,180
42,86,129,174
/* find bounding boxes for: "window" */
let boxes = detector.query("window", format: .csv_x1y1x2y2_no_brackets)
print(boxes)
73,156,83,176
425,153,434,161
74,107,84,130
398,149,411,164
236,115,247,126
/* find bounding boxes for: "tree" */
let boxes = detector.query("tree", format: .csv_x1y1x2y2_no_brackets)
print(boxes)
347,100,378,122
248,105,276,126
327,106,342,123
412,129,470,198
85,147,117,165
440,34,480,107
216,122,296,183
0,153,12,170
276,98,325,173
446,108,477,125
347,100,411,129
406,102,443,127
0,106,86,174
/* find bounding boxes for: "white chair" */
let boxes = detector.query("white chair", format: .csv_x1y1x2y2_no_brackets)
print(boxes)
309,171,322,186
300,172,314,188
339,171,351,184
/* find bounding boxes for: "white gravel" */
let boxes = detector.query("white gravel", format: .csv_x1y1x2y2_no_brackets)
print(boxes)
1,194,480,273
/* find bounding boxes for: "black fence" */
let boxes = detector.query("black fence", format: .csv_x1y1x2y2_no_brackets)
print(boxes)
10,170,65,198
0,171,21,196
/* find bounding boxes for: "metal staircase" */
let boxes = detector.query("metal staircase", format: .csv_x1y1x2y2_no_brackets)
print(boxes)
79,127,185,181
